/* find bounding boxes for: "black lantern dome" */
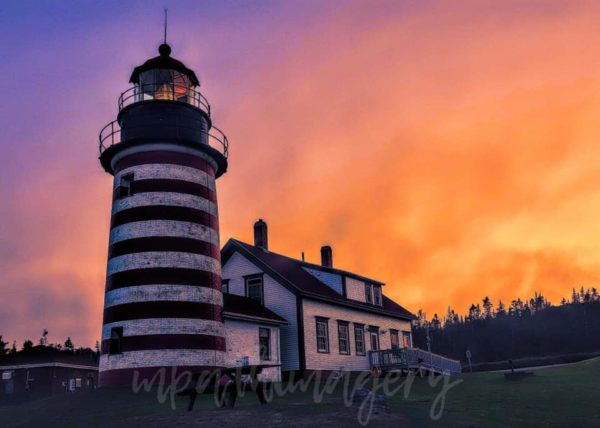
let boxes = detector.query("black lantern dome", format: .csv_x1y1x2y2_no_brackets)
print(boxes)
129,43,200,86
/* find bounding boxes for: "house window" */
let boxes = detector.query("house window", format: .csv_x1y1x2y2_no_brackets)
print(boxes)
373,285,382,306
354,324,365,356
245,275,264,305
109,327,123,355
316,318,329,353
369,327,379,351
402,331,412,348
364,284,372,303
222,279,229,294
390,329,400,350
337,321,350,355
259,327,271,361
118,173,134,199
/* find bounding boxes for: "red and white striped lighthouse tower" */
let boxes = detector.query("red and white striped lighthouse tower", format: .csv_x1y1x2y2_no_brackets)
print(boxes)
97,42,228,386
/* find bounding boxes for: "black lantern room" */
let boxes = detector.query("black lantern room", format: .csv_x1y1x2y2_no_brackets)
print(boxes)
99,43,228,177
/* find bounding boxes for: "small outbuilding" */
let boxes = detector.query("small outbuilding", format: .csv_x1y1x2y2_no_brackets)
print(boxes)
0,346,99,404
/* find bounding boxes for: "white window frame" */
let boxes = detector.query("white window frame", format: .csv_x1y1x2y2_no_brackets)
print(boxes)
259,327,271,361
354,324,366,355
316,318,330,353
338,322,350,355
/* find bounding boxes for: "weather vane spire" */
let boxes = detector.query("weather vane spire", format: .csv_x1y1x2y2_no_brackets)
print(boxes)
163,8,168,45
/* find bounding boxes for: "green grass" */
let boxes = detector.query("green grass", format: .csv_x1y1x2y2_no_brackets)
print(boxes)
468,350,600,372
387,357,600,427
1,358,599,427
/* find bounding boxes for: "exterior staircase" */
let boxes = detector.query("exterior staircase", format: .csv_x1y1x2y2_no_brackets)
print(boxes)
368,347,462,374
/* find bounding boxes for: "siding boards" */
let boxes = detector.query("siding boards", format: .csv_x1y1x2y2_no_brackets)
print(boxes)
345,277,368,303
302,299,412,371
222,252,300,371
224,319,281,382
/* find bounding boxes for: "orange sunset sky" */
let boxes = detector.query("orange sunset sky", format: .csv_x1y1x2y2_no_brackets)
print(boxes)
2,0,600,347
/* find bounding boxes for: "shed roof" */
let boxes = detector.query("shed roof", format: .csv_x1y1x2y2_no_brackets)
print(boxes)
223,293,288,325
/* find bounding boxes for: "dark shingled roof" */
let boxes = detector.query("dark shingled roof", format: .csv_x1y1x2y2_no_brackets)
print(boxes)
223,293,288,324
222,239,416,321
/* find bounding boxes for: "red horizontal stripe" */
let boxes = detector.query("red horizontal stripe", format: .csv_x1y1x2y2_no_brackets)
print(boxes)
99,365,223,387
110,205,219,231
105,268,221,292
101,334,226,355
103,301,222,324
114,151,216,177
108,237,221,259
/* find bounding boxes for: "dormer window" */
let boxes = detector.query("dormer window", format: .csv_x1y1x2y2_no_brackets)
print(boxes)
245,274,264,305
364,284,372,304
373,285,382,306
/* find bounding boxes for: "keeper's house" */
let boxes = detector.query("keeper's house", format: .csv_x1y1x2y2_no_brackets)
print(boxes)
222,220,416,377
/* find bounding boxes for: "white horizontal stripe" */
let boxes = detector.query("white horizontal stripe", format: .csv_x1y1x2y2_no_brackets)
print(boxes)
107,252,220,276
100,350,225,370
112,193,218,217
115,163,215,190
102,319,225,339
110,221,219,246
104,285,223,308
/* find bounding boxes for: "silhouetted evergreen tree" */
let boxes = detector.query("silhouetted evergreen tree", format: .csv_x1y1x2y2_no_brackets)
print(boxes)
64,337,74,350
482,297,494,319
0,336,7,355
39,329,49,346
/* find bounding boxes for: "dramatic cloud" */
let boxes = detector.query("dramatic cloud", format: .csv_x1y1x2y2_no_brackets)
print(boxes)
2,0,600,345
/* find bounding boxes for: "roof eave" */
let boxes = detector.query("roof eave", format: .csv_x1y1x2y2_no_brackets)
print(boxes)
299,292,416,321
223,312,288,326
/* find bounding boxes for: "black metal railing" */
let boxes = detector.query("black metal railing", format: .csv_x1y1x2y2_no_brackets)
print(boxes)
368,348,462,374
98,120,228,159
118,83,211,116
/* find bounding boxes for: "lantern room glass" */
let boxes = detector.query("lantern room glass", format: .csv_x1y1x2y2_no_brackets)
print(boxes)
135,69,193,103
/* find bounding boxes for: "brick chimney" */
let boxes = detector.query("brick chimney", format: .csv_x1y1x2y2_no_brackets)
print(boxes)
254,219,268,250
321,245,333,268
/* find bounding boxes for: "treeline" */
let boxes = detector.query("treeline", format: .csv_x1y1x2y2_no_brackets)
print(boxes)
0,329,99,357
413,287,600,363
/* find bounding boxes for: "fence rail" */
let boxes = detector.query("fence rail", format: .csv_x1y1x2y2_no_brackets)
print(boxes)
369,348,462,374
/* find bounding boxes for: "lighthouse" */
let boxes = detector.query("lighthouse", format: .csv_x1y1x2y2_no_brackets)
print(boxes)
97,42,228,386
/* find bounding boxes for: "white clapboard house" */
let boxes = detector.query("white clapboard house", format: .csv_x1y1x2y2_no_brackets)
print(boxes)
221,220,416,379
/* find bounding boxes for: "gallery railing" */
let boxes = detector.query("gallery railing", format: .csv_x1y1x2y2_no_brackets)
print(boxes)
98,120,228,159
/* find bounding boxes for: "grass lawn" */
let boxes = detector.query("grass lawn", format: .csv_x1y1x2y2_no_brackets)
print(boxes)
1,358,599,427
